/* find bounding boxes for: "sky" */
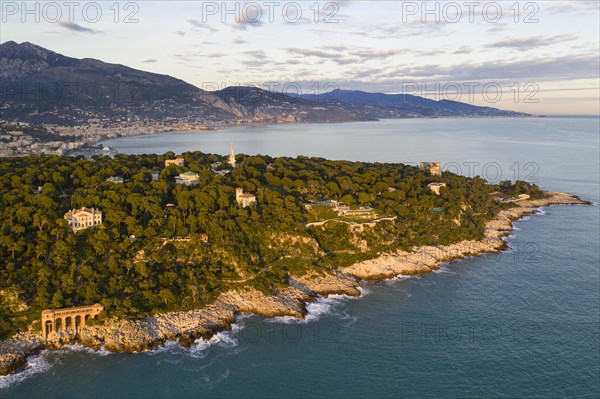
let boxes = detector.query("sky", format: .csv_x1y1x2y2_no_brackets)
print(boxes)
1,0,599,115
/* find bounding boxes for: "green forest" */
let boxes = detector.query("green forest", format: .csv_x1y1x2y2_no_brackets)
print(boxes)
0,152,543,338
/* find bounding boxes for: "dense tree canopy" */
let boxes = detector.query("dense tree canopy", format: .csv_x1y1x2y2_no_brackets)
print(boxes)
0,152,542,338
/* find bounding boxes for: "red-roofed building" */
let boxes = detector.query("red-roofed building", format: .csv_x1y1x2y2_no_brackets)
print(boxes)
235,188,256,208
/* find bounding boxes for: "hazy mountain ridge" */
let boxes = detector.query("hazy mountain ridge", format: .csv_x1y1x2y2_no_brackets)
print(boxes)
0,41,527,131
297,89,528,118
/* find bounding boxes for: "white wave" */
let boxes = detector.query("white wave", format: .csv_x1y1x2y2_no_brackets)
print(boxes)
0,352,53,390
63,344,111,356
146,340,182,355
189,324,241,358
268,296,344,325
357,286,371,297
432,267,455,274
383,274,417,284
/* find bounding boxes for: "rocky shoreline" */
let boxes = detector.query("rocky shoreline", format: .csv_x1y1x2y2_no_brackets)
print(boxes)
0,191,590,378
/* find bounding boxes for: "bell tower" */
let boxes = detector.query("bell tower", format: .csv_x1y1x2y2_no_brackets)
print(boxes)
228,143,236,168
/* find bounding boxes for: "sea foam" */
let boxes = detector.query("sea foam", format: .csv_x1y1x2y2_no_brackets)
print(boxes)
0,352,53,390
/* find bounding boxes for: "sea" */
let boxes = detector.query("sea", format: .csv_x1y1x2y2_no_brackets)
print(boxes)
1,117,599,398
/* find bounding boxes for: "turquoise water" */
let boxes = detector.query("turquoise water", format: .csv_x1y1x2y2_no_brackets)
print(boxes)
2,117,599,398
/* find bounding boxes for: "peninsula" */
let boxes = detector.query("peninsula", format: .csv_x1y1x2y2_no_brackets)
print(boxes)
0,151,588,376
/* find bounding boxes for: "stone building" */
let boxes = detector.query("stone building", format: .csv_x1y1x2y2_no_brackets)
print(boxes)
64,208,103,232
419,162,442,177
165,157,185,168
235,188,256,207
42,304,104,340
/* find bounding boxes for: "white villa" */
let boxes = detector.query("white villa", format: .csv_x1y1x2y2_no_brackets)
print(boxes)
236,188,256,207
105,176,124,184
165,157,185,168
64,208,103,232
428,182,447,195
175,171,200,186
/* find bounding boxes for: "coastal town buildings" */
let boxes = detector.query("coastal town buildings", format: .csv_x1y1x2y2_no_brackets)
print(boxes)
63,208,103,232
419,162,442,177
236,188,256,207
428,182,447,195
165,157,185,168
175,171,200,186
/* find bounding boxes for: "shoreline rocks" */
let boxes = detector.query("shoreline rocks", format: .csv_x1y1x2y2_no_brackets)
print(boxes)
0,191,590,377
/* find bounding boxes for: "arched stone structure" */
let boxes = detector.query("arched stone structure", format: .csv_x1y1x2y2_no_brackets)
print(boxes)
41,304,103,340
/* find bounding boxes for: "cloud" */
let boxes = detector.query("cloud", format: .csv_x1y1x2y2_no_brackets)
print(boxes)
285,46,413,65
57,21,99,34
487,34,579,50
369,54,600,85
232,5,265,30
243,50,267,59
284,47,360,65
233,38,248,44
454,46,472,54
234,18,264,30
141,59,157,63
187,19,217,33
173,51,226,63
175,31,186,36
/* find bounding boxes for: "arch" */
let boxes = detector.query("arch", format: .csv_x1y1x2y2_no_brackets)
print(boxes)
45,320,53,339
55,317,63,332
75,315,82,332
65,316,73,331
85,314,91,322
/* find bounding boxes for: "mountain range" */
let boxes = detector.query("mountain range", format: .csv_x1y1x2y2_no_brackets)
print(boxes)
0,41,528,131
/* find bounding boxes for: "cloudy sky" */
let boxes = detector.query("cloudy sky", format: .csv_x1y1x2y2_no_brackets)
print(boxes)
2,0,599,114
